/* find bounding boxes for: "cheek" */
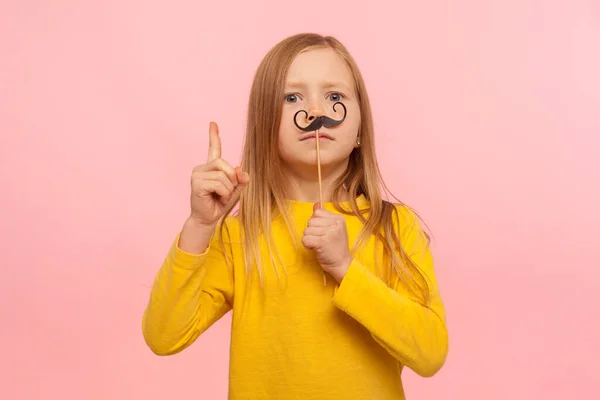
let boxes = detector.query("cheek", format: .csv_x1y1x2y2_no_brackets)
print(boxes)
279,106,299,132
278,109,290,139
350,104,361,131
341,106,361,141
277,110,299,157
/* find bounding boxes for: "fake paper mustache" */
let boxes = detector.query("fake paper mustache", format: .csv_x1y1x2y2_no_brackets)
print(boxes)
293,102,347,132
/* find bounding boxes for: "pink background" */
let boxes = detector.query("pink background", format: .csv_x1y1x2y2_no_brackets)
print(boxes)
1,1,599,399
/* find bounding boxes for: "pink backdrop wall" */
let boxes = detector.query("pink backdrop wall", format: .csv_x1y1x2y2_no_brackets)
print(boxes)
1,1,599,399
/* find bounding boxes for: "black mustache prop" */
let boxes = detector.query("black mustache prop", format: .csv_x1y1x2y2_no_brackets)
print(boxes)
293,102,347,132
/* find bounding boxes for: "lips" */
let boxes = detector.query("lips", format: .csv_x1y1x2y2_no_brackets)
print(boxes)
299,133,333,141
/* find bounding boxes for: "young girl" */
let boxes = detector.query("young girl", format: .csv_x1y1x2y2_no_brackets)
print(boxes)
142,33,448,399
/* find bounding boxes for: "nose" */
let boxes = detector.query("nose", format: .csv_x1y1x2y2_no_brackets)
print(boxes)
306,103,325,121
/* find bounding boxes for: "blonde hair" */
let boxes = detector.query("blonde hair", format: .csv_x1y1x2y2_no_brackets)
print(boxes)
220,33,431,306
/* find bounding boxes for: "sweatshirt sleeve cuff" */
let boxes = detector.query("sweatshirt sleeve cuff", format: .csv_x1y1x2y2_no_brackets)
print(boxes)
332,259,372,310
169,234,211,270
332,258,408,312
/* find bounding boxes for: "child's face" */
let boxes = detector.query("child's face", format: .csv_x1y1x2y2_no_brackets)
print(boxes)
278,48,361,173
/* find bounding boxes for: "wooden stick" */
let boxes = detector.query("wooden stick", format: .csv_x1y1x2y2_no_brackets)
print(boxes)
315,128,323,206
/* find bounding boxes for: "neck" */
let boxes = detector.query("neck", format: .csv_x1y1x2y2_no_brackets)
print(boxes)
282,161,351,203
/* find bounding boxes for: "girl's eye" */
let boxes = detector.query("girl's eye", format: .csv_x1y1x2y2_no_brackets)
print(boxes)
285,94,299,103
329,93,343,102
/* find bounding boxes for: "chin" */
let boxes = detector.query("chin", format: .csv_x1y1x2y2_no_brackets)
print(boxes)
302,155,349,170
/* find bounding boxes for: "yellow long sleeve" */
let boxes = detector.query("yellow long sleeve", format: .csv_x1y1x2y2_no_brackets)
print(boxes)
332,207,448,377
142,227,234,355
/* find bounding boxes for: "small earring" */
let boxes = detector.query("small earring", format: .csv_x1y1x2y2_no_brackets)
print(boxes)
356,138,361,146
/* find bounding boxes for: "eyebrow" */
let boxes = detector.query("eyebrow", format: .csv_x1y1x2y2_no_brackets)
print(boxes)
285,81,353,92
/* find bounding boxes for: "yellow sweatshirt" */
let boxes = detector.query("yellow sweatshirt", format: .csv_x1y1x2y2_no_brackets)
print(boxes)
142,195,448,399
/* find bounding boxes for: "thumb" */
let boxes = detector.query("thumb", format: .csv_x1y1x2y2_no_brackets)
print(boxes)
230,167,249,201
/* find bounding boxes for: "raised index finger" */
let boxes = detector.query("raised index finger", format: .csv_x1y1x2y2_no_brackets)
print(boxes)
207,121,221,162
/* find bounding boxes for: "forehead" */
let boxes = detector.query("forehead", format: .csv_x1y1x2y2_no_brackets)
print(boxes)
285,47,354,88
